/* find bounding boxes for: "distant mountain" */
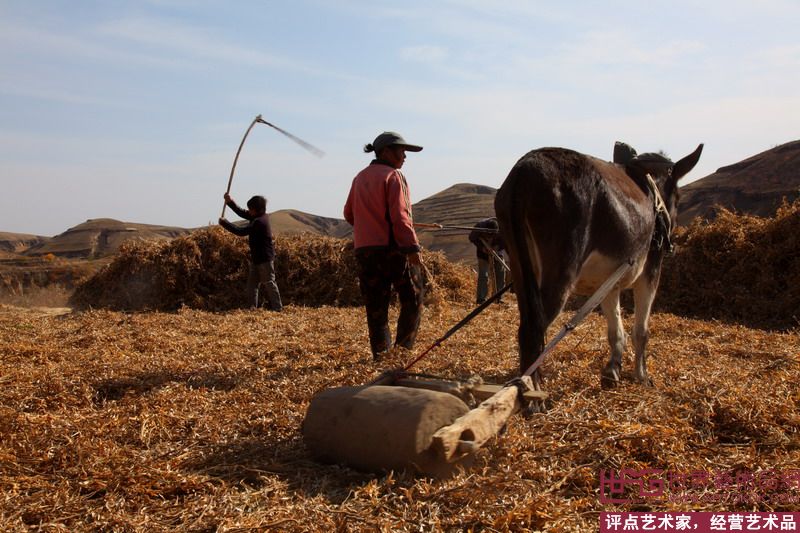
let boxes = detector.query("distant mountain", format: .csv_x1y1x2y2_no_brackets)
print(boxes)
11,138,797,264
269,209,352,239
0,232,48,254
270,187,498,265
678,140,800,225
413,183,497,265
3,210,351,260
0,186,499,264
270,187,497,265
23,219,192,258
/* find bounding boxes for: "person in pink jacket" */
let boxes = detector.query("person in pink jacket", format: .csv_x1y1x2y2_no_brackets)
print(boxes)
344,131,425,359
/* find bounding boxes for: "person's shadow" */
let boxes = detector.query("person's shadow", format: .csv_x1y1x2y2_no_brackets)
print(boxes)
93,369,239,404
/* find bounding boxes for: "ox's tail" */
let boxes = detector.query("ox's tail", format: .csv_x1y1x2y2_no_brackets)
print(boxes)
495,172,548,375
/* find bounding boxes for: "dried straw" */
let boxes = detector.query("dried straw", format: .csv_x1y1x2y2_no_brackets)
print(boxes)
70,228,475,311
659,198,800,330
1,300,797,531
3,205,798,531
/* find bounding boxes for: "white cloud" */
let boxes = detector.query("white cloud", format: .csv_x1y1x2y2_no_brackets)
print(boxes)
2,1,799,235
558,31,707,68
0,80,122,107
756,44,800,69
0,22,184,70
97,17,355,80
98,17,289,68
400,45,449,65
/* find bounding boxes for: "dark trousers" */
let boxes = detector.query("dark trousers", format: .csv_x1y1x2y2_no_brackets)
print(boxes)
247,261,282,311
477,256,506,303
355,249,424,357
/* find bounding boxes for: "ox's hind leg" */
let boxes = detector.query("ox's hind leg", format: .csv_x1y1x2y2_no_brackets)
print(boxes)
631,276,658,386
599,289,627,388
515,275,573,414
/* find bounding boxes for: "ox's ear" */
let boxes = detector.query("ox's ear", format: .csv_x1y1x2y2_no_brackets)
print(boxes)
672,144,704,182
613,141,637,165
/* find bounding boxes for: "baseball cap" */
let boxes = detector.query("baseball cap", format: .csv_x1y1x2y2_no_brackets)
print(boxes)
367,131,423,153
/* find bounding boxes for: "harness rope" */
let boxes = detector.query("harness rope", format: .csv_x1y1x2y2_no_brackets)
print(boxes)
367,283,511,386
414,222,499,233
392,254,632,380
521,259,634,378
646,174,673,252
402,236,511,372
402,283,513,372
378,192,652,386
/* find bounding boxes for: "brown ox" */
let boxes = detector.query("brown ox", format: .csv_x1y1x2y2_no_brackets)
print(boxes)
495,143,703,387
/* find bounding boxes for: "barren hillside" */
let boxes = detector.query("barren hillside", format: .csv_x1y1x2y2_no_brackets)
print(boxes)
269,209,352,239
0,232,48,254
413,183,498,265
5,136,799,264
24,219,192,259
678,140,800,225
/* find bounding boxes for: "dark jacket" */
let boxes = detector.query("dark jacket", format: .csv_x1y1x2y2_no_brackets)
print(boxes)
219,201,275,264
469,217,504,260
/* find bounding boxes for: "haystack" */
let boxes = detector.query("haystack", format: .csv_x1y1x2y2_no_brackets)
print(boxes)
659,198,800,330
70,227,475,311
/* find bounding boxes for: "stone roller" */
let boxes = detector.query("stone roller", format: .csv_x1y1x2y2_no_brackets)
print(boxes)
303,247,624,474
303,385,472,477
302,377,541,477
302,286,550,476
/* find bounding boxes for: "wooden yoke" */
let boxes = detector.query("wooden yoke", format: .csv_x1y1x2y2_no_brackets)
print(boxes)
430,376,535,462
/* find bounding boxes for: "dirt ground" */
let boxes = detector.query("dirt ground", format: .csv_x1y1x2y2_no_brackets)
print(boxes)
1,302,798,532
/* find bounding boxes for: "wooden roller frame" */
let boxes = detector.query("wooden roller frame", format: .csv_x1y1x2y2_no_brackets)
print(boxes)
374,374,545,463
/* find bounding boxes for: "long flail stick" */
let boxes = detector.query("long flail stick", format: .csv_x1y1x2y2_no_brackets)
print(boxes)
256,117,325,158
222,114,325,217
222,115,262,218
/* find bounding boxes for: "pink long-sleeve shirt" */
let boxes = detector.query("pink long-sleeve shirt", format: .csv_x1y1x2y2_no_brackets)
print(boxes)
343,161,420,253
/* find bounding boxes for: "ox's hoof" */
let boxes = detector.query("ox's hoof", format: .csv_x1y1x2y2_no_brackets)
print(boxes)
600,376,618,390
635,375,654,387
600,365,621,390
522,399,547,418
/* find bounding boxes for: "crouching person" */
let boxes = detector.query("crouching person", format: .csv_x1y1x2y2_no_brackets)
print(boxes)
219,193,283,311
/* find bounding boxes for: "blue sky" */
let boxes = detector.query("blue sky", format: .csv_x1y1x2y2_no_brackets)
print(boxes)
2,1,799,236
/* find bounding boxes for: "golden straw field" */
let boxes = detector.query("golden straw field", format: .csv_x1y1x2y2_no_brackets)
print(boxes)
1,202,799,531
1,301,798,532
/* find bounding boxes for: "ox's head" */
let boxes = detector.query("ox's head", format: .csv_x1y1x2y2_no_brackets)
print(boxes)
624,144,704,224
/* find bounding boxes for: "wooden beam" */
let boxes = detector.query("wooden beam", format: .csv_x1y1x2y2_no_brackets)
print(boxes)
394,377,462,396
394,377,547,402
470,383,548,402
429,376,536,463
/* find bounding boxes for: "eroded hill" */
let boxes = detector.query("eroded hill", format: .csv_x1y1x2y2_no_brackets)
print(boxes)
678,140,800,225
413,183,497,265
24,219,192,259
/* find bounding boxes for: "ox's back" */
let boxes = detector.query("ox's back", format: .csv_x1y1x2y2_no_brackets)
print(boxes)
495,147,652,372
495,144,703,382
496,147,655,297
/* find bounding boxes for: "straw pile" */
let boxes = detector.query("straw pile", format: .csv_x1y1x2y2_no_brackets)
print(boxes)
1,302,797,531
0,258,98,297
70,227,474,311
659,198,800,330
